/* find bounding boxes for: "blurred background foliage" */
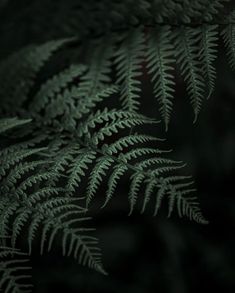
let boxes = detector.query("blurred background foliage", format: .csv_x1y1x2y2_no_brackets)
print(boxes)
0,1,235,292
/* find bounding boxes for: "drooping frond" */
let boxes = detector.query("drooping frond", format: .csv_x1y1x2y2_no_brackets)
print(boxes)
0,246,32,293
174,27,205,122
40,106,207,224
0,146,48,181
0,44,207,226
221,11,235,70
79,36,115,97
30,68,119,129
198,25,218,98
0,129,106,274
146,26,175,130
86,118,207,223
1,0,234,288
0,41,119,131
2,17,235,129
114,27,145,112
77,108,157,140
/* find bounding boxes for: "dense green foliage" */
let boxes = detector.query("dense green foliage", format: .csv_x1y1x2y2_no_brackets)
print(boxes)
0,0,234,291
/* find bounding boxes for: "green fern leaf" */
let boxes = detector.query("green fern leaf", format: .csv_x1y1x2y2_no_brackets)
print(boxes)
222,11,235,70
146,26,175,130
29,64,87,115
199,25,218,98
0,246,32,293
129,173,145,214
115,27,145,112
87,156,115,207
67,150,97,193
103,163,129,207
0,160,105,274
80,36,114,96
174,27,205,122
0,147,47,180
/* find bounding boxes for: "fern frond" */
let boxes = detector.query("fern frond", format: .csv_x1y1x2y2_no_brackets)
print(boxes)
102,133,164,154
174,27,205,122
0,246,32,293
29,64,87,115
129,172,145,215
103,163,129,208
28,60,119,129
177,191,204,222
103,136,206,223
115,27,145,112
72,85,119,121
0,178,105,274
0,128,105,274
79,36,114,95
222,11,235,70
49,143,80,175
0,160,48,192
78,108,156,144
0,134,48,159
1,1,232,287
49,108,207,224
86,156,115,207
67,150,97,193
90,116,156,146
199,25,218,98
146,26,175,130
0,147,47,180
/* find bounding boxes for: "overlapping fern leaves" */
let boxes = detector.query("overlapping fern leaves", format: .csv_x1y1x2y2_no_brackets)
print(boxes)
0,0,234,290
2,1,230,130
0,37,208,287
114,21,235,128
0,42,207,224
1,2,235,130
0,119,105,292
0,117,106,277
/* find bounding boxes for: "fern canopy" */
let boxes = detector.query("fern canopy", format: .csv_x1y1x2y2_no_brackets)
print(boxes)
1,0,233,289
0,40,208,225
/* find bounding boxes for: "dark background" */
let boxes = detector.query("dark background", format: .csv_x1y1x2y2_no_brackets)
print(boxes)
0,1,235,292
